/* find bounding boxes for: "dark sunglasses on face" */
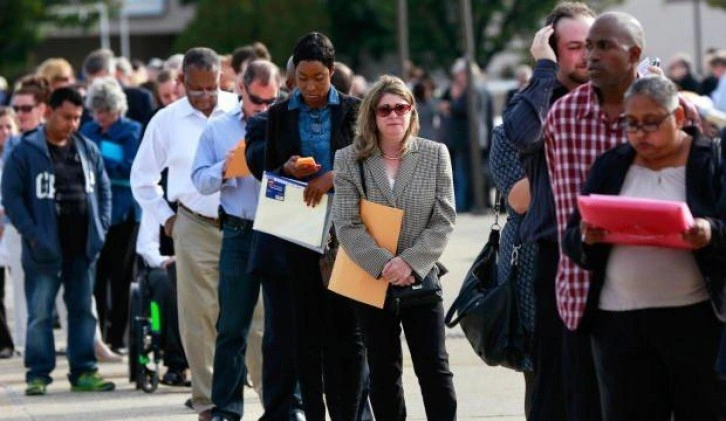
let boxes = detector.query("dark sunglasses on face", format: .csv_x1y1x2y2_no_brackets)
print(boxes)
375,103,412,118
13,104,36,114
247,93,277,106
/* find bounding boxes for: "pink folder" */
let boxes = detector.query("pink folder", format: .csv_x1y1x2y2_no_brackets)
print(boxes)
577,194,695,249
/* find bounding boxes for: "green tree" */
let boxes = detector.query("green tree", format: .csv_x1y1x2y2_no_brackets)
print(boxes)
0,0,110,80
174,0,330,66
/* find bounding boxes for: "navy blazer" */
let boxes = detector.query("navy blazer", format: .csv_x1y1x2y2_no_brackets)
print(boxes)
562,131,726,329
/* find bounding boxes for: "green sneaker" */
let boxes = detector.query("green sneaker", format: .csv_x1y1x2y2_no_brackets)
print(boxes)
25,379,47,396
71,372,115,392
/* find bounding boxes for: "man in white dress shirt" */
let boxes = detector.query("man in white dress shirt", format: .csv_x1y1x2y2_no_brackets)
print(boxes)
130,47,237,421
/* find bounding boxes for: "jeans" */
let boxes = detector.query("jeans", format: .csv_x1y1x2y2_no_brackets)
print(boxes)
355,300,457,421
591,302,721,420
24,254,97,384
212,220,300,420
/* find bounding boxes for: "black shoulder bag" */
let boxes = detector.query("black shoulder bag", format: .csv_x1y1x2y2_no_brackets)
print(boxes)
444,194,528,370
356,160,443,313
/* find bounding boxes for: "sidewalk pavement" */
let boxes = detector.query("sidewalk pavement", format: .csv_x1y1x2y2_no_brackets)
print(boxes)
0,213,526,420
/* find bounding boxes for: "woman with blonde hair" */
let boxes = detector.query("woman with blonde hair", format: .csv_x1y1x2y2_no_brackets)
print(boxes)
332,75,457,420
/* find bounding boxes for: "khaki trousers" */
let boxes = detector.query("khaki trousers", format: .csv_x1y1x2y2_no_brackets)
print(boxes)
174,208,221,412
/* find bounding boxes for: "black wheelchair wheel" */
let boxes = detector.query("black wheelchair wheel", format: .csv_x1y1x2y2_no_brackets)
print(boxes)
128,282,143,385
138,367,159,393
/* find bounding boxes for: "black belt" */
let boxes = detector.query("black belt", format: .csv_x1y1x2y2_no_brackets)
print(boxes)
218,207,253,230
179,203,220,227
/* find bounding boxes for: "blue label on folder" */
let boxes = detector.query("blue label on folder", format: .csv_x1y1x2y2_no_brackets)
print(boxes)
266,178,286,201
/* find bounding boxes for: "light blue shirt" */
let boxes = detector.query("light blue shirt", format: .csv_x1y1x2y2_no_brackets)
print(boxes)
191,108,260,220
288,88,340,174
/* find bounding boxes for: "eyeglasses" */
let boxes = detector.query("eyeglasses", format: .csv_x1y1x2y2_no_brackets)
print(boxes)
13,104,36,114
625,111,674,133
375,103,412,118
245,89,277,106
186,88,219,98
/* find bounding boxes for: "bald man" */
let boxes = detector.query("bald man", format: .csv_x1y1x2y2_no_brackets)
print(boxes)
543,12,643,421
544,12,702,420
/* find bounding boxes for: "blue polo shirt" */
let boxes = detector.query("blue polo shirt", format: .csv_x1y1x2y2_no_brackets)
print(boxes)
288,88,340,174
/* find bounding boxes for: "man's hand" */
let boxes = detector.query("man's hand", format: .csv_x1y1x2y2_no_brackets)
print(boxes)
303,171,334,207
530,25,557,62
162,257,176,269
164,215,177,237
580,221,607,245
381,257,414,287
283,155,322,180
683,218,711,249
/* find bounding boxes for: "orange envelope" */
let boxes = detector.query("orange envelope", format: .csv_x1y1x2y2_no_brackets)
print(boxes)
328,199,404,308
224,139,250,178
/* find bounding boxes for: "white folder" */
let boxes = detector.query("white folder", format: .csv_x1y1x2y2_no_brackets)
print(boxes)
252,172,332,253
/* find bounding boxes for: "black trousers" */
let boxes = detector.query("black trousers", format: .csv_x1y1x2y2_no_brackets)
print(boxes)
95,216,138,348
0,267,14,350
524,242,567,421
591,301,721,421
287,245,365,421
355,300,457,421
146,265,187,370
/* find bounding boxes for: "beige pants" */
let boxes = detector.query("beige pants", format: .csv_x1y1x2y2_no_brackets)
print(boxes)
173,208,221,412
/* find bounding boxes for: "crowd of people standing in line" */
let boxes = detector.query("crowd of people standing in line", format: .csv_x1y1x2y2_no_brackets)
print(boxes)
0,2,725,420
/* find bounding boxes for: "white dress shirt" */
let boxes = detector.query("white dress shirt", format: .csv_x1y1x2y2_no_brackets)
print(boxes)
136,210,168,269
130,92,238,223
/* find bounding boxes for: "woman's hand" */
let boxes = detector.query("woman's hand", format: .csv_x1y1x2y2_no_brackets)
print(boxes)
683,218,711,249
283,155,322,179
580,221,607,245
382,257,415,286
303,171,334,207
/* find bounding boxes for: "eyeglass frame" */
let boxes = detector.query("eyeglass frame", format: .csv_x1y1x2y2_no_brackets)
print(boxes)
12,104,37,114
243,85,278,106
186,88,219,98
625,110,675,134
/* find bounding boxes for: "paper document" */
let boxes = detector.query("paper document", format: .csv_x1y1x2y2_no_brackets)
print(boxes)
224,139,250,178
328,199,404,308
577,194,695,249
252,172,332,253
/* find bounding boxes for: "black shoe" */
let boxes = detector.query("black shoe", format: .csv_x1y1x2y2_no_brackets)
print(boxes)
110,346,128,356
0,347,14,359
211,409,239,421
162,369,191,387
184,398,194,410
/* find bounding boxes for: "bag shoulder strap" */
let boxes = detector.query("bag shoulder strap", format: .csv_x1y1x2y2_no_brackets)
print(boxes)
358,159,368,199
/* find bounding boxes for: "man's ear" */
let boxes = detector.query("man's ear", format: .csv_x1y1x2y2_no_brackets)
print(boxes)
328,66,335,80
630,46,643,66
674,105,686,128
43,104,52,120
177,72,185,88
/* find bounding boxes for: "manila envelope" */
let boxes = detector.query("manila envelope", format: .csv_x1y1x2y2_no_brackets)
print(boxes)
224,139,250,178
328,199,404,308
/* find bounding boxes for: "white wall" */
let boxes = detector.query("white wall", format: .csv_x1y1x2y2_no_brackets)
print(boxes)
606,0,726,74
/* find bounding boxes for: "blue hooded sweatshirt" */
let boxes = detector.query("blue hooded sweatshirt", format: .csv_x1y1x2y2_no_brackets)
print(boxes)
1,126,111,273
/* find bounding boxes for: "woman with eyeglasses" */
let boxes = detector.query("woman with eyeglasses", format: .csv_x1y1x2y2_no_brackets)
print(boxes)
562,76,724,420
332,75,457,420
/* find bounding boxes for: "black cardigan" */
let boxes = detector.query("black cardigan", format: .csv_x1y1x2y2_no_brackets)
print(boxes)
264,90,361,175
562,131,726,328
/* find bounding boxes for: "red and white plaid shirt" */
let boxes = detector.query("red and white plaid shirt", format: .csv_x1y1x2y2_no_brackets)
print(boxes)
545,82,701,330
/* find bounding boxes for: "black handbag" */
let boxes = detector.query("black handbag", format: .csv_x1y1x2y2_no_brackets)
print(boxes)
319,230,338,288
356,160,442,312
444,198,528,371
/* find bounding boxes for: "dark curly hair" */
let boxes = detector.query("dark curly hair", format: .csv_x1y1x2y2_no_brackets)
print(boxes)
292,32,335,69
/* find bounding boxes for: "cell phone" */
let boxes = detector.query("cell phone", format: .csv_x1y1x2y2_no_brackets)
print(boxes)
637,56,660,76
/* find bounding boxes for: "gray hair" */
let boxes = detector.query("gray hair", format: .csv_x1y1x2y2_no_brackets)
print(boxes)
242,59,280,87
83,49,115,78
164,54,184,71
182,48,220,77
115,56,133,77
85,76,128,116
624,76,679,112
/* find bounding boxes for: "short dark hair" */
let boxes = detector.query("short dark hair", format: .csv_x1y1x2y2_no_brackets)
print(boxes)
545,2,595,58
48,87,84,109
292,32,335,69
242,60,280,87
331,62,353,94
182,47,220,76
83,48,115,78
231,46,258,74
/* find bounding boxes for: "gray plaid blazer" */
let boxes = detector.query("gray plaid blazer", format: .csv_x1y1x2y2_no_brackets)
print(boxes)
332,137,456,279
